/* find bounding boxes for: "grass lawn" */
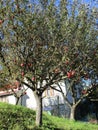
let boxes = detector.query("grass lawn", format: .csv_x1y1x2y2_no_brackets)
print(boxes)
0,102,98,130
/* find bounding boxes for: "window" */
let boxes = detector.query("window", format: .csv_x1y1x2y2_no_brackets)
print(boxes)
44,88,54,97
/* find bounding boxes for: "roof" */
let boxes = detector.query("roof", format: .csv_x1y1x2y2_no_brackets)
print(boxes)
0,91,14,97
90,98,98,102
0,81,20,97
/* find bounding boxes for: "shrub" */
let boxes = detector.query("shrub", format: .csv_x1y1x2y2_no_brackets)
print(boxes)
0,102,35,130
0,102,98,130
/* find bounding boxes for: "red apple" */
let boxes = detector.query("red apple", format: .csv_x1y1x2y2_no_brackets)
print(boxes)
65,60,69,65
20,63,24,67
67,72,71,78
71,70,75,76
18,87,21,90
0,20,3,24
14,86,17,89
24,92,27,95
32,77,35,81
82,90,87,95
21,72,24,76
28,63,32,67
67,70,75,78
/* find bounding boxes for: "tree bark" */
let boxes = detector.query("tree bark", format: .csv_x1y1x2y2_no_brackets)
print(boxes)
16,97,20,105
34,92,43,126
70,105,76,120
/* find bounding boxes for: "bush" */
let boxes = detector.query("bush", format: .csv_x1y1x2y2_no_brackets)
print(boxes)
0,102,35,130
0,102,98,130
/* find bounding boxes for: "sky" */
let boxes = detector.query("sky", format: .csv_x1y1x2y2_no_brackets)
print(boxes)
84,0,98,7
29,0,98,8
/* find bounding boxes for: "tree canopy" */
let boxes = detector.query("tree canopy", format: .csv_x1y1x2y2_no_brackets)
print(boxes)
0,0,98,126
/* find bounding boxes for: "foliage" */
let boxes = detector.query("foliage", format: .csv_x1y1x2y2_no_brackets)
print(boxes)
0,0,98,125
0,0,67,126
50,0,98,120
0,102,35,130
0,102,98,130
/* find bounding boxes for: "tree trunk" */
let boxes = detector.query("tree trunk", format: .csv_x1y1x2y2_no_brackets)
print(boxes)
16,97,20,105
70,105,76,120
34,92,43,127
95,103,98,121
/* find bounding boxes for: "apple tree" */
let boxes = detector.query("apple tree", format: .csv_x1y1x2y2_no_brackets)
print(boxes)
52,0,98,120
0,0,67,126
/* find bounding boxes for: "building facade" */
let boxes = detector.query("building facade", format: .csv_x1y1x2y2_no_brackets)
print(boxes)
0,81,70,117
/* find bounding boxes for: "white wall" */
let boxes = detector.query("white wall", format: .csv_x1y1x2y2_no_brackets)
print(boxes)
23,87,37,109
0,80,67,110
8,95,16,105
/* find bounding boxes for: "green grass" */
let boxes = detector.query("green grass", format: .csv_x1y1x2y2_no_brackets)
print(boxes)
0,102,98,130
